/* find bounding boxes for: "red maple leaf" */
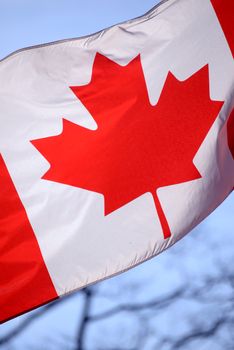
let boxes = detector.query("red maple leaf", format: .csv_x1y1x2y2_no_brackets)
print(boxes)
32,54,223,239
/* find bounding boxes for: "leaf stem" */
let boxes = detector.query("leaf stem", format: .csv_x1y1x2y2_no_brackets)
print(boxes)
151,191,171,239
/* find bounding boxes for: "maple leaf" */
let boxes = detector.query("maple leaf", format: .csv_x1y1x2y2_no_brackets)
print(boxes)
32,53,223,239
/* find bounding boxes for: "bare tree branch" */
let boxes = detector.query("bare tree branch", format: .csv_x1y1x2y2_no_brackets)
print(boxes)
76,288,93,350
169,317,233,350
89,287,185,321
0,295,74,346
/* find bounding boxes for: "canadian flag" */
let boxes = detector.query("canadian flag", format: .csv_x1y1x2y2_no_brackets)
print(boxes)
0,0,233,323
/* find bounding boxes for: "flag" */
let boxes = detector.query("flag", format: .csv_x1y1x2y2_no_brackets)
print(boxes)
0,0,233,323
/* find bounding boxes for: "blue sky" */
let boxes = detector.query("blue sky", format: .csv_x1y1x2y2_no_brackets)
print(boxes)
0,0,233,348
0,0,158,59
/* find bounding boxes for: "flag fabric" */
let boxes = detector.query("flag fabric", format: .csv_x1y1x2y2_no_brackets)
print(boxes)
0,0,233,323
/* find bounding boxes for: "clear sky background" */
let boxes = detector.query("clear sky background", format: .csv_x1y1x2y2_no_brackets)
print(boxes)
0,1,233,349
0,0,158,59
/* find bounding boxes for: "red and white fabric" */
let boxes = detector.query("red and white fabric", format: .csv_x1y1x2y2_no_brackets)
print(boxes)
0,0,233,323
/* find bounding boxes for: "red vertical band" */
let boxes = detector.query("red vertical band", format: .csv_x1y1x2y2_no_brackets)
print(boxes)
227,108,234,160
0,155,58,323
211,0,234,57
